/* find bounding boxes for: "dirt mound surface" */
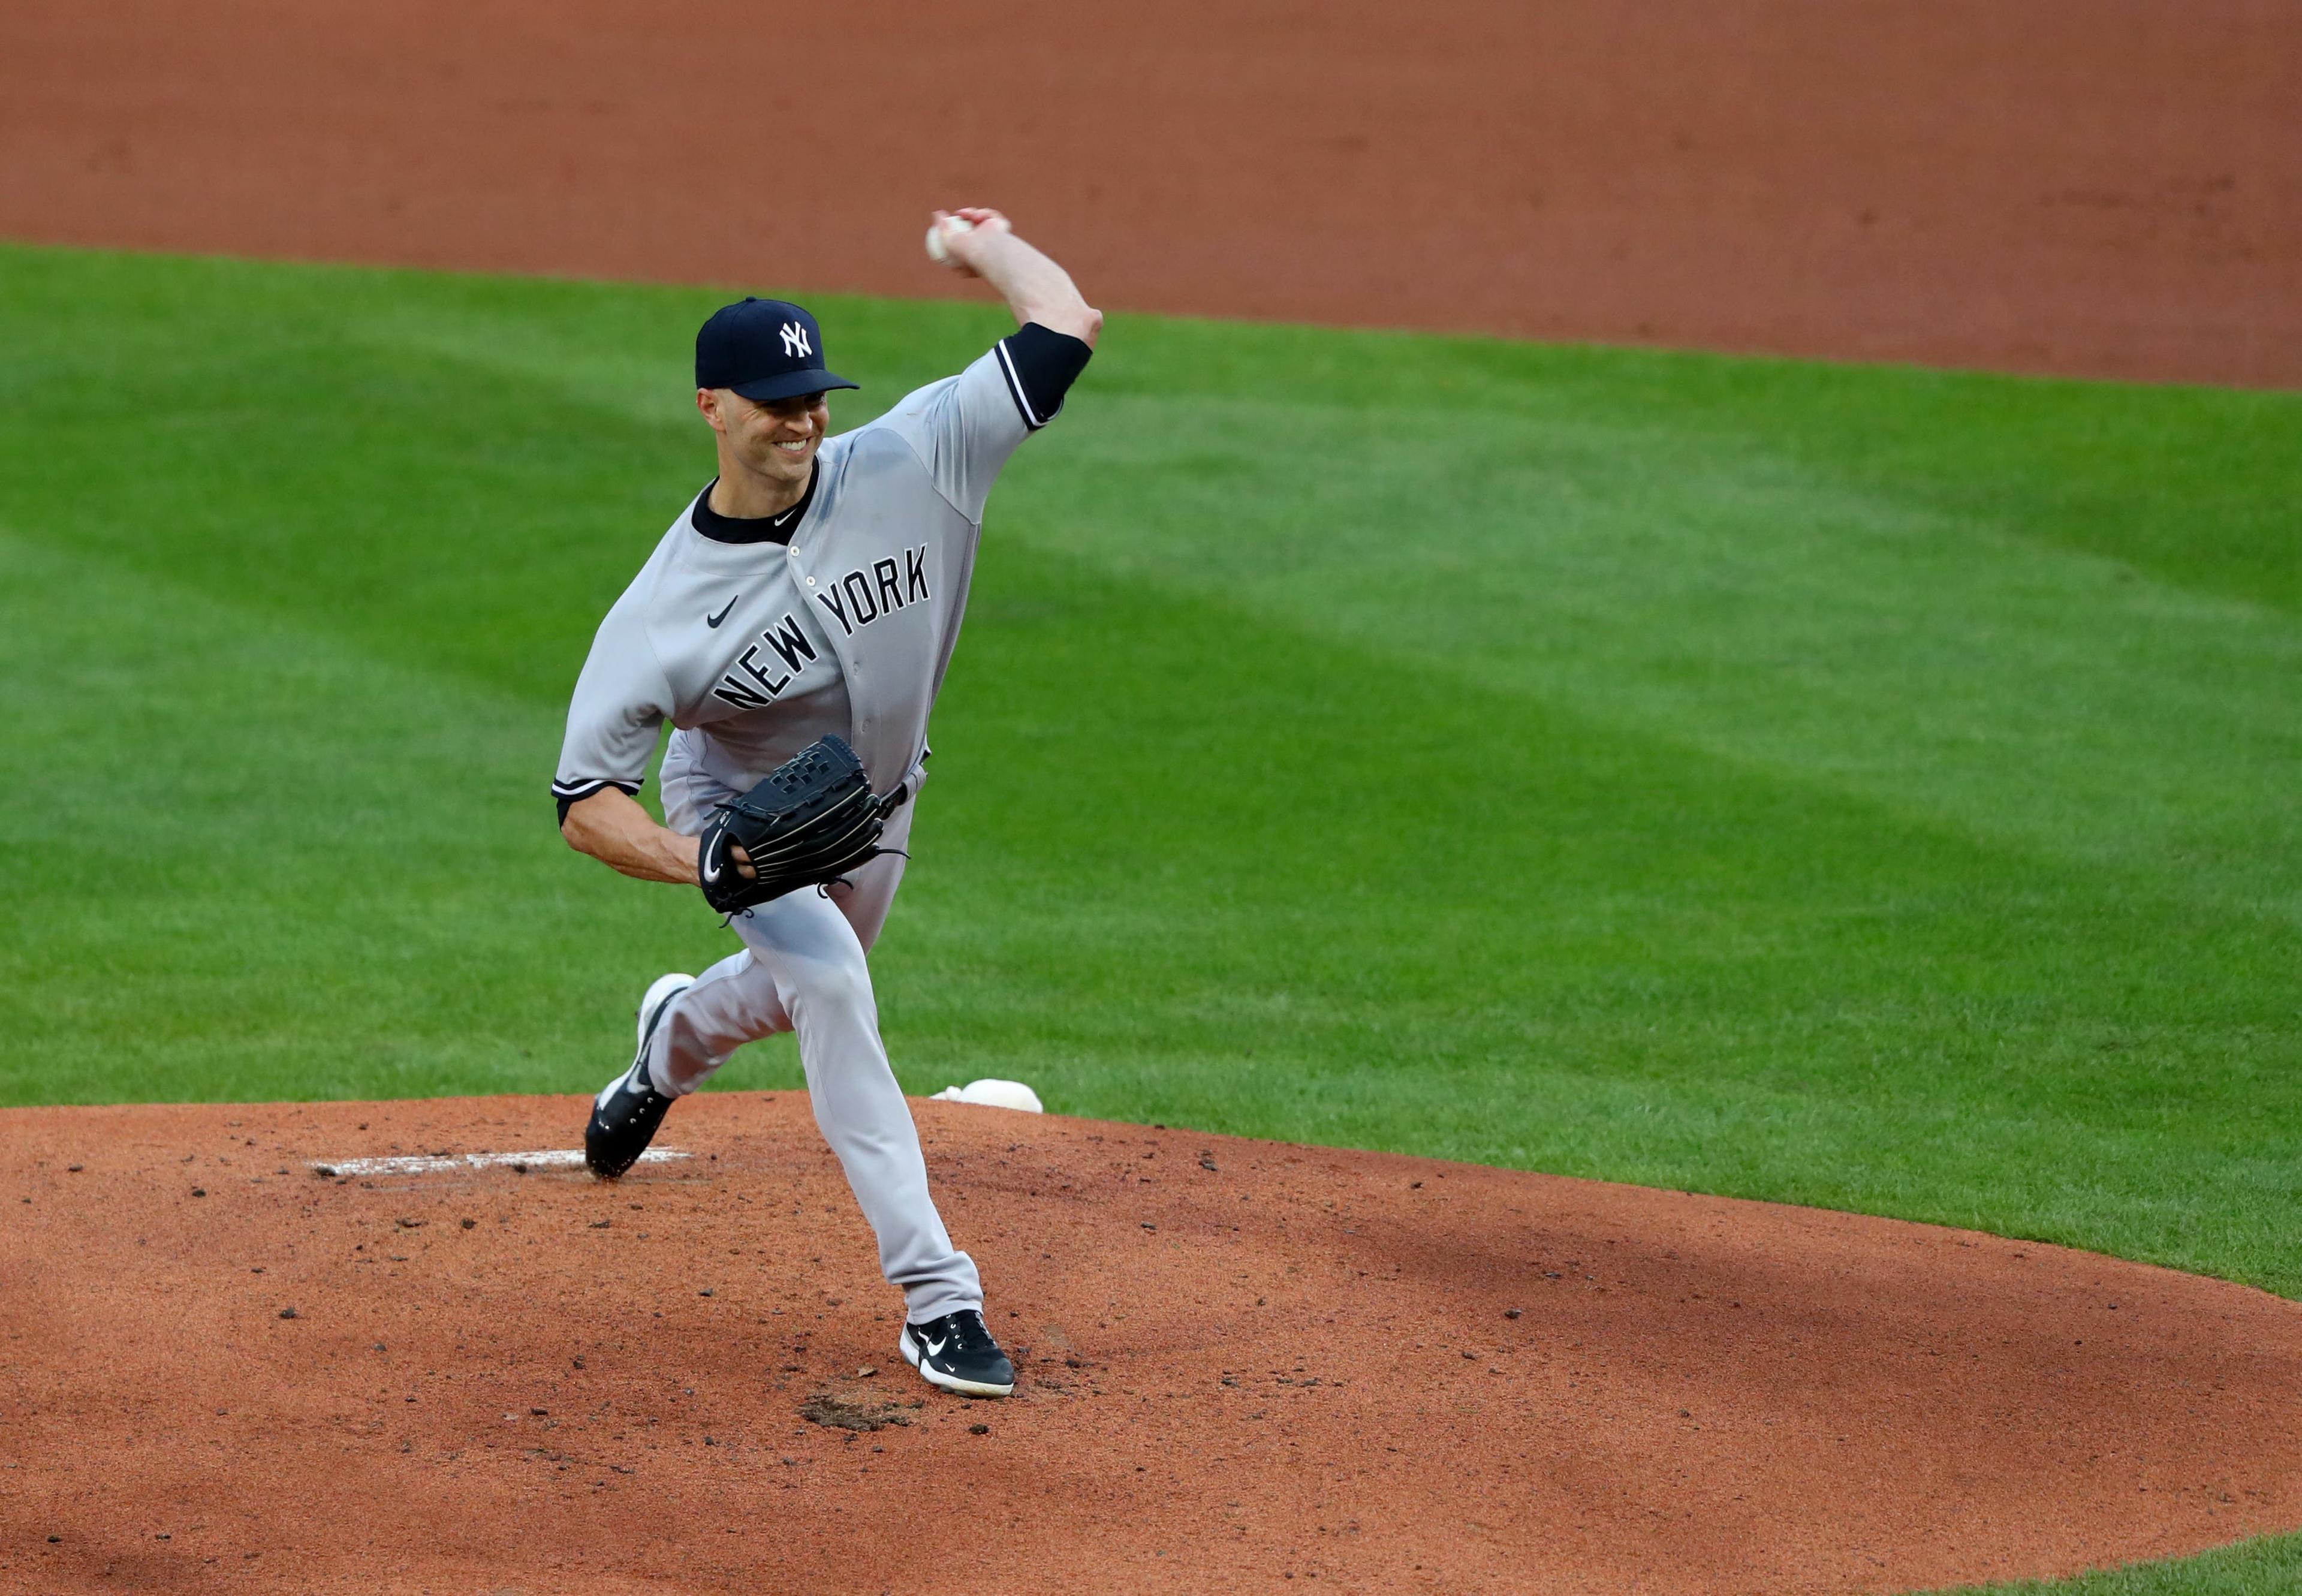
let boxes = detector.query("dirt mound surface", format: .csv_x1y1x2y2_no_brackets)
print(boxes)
4,0,2297,386
4,1095,2299,1592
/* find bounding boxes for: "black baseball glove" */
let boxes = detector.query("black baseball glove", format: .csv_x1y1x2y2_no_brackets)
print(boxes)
697,736,897,916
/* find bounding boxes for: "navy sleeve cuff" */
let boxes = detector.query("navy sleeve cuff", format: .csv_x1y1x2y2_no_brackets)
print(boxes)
554,778,640,827
993,323,1093,430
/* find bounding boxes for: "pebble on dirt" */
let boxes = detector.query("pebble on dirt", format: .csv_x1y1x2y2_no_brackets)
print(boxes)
278,1308,299,1320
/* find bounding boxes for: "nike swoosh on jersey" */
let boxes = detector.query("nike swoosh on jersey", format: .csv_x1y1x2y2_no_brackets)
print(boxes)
706,596,739,628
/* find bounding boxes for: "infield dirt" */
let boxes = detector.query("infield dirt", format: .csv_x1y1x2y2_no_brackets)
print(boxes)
3,0,2297,386
6,1094,2300,1593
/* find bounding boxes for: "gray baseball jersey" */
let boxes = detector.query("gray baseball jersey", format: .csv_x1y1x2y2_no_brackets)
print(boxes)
554,335,1065,811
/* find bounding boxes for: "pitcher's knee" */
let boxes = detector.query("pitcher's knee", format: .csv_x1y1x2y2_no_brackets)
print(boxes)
779,950,876,1023
671,956,790,1049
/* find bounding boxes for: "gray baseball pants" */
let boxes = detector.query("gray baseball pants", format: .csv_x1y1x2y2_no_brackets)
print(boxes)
653,756,981,1326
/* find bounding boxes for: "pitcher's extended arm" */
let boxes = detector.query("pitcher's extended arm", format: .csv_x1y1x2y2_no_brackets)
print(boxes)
931,208,1102,347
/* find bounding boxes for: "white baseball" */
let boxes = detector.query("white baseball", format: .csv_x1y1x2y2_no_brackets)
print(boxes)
924,215,974,265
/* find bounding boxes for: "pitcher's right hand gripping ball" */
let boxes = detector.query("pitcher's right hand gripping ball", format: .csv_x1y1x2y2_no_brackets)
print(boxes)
697,735,895,914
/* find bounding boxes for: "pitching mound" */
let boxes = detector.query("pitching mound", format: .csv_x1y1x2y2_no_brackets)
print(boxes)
5,1094,2299,1593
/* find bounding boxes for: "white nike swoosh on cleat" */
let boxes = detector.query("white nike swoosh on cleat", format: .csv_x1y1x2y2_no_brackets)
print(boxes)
923,1336,948,1358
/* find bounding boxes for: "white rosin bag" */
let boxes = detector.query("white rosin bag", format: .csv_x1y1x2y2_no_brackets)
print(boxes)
929,1078,1044,1113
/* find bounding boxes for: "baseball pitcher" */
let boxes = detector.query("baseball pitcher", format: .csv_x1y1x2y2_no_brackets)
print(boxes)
552,209,1100,1398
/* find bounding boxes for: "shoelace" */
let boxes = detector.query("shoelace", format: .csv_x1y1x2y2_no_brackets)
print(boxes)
945,1311,998,1353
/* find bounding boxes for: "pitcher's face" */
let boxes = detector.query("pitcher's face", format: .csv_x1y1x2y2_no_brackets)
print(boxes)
700,388,828,486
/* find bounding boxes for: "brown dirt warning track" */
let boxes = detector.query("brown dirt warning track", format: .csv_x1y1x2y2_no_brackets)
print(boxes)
2,0,2298,386
5,1094,2301,1594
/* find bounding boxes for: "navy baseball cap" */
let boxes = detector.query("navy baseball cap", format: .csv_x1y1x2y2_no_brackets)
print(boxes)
695,297,859,402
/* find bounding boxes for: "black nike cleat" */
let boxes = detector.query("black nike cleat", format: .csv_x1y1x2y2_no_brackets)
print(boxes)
584,973,694,1180
899,1308,1016,1398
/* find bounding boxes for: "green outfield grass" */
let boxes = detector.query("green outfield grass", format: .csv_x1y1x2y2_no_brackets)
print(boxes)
1918,1535,2302,1596
2,242,2298,1590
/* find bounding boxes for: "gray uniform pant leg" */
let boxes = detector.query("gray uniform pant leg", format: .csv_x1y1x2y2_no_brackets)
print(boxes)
646,797,982,1324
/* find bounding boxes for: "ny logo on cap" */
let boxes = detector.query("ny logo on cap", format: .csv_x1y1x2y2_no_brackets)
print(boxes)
781,321,812,360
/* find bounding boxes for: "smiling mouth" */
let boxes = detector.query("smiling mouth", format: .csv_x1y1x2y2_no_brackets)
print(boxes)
773,439,812,453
